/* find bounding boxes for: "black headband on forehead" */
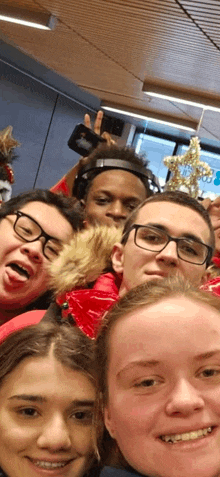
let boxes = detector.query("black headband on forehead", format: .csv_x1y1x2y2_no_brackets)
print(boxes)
73,158,161,199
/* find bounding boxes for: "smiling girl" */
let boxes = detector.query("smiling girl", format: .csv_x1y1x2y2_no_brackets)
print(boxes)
0,319,97,477
96,277,220,477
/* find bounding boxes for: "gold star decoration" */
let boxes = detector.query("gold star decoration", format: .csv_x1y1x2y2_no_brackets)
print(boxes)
163,136,212,199
0,126,20,162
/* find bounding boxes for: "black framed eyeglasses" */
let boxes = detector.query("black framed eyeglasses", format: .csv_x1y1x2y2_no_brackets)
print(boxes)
122,224,213,266
12,211,63,261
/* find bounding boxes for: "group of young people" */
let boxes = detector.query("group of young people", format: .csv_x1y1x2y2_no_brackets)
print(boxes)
1,111,220,477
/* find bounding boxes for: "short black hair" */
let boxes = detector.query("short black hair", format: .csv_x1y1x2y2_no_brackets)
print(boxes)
0,189,84,232
74,144,152,200
121,190,215,266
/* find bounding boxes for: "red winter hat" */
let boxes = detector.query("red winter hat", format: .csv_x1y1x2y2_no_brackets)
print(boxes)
0,310,46,344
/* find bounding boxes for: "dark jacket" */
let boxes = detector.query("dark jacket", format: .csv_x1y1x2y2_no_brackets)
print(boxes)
100,467,144,477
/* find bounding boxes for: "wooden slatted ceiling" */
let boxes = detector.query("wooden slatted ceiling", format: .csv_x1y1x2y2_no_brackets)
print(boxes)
0,0,220,141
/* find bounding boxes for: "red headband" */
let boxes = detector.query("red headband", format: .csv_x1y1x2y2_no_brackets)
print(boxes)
0,310,46,344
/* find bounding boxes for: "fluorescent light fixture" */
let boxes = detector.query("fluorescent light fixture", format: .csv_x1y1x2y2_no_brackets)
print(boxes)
143,82,220,112
102,103,197,132
0,6,56,30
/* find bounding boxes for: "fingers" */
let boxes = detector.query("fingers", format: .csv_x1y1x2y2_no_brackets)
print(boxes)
201,198,212,210
94,110,103,135
211,196,220,209
84,113,91,129
84,110,103,135
102,131,116,146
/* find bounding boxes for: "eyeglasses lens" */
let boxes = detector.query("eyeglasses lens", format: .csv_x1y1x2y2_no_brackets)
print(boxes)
15,215,62,261
15,215,41,241
135,226,207,264
44,240,63,260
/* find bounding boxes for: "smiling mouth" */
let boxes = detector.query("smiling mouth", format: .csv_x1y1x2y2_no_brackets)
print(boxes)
28,458,73,469
160,426,213,444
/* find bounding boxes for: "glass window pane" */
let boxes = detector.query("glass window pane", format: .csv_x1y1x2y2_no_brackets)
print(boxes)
135,134,176,188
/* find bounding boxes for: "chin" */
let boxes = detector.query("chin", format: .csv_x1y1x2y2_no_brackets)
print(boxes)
135,462,220,477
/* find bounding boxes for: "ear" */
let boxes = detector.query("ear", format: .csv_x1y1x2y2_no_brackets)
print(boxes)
111,243,125,274
104,406,116,439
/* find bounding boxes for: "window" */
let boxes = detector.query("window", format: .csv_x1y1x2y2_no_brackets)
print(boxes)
135,134,176,189
178,146,220,200
134,131,220,199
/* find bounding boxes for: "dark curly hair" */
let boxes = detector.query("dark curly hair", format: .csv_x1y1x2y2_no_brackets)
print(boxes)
74,144,151,200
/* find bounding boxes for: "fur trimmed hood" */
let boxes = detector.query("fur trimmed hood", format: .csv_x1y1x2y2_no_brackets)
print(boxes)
49,225,122,296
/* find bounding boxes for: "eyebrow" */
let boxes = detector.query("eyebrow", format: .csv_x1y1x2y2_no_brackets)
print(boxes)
94,190,141,202
117,359,160,378
117,351,220,378
145,223,205,244
194,350,220,361
8,395,95,406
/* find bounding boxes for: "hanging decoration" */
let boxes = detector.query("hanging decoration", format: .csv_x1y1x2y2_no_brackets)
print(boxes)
163,136,212,199
0,126,20,203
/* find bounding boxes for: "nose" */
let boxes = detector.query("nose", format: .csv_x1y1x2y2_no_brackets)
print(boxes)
106,200,127,223
37,415,72,451
165,379,205,416
20,239,44,263
156,240,179,267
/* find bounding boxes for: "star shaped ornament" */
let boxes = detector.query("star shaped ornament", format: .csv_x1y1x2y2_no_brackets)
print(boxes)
0,126,20,161
163,136,212,199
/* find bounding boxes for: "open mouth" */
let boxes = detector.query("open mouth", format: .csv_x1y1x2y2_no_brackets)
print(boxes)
28,458,73,470
7,263,30,279
160,426,213,444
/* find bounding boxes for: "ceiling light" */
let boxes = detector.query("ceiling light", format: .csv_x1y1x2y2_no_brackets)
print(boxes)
0,6,56,30
143,82,220,112
102,103,197,132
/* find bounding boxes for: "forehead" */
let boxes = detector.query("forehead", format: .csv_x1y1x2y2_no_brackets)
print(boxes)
89,169,147,200
135,200,210,243
19,201,73,241
109,296,220,370
0,352,95,401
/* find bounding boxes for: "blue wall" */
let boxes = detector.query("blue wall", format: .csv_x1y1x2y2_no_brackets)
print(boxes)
0,41,100,195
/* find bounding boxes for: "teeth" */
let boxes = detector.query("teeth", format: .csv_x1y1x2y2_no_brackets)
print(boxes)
33,460,68,469
10,263,30,278
161,427,212,444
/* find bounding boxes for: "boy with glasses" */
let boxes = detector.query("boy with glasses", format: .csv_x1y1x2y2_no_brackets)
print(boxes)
49,191,215,337
112,191,214,296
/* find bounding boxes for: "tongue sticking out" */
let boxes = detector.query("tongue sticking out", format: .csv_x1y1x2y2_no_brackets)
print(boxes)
7,263,30,280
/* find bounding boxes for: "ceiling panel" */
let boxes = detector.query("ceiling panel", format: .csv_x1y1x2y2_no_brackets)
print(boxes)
1,0,220,141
